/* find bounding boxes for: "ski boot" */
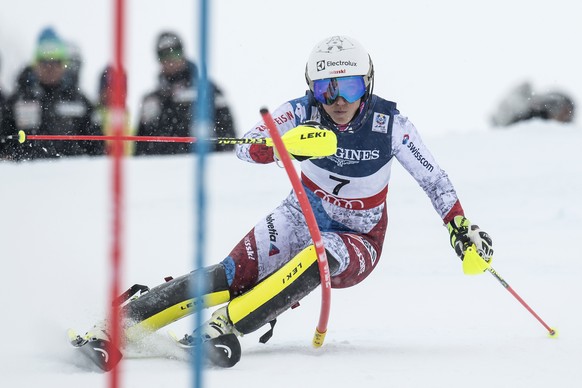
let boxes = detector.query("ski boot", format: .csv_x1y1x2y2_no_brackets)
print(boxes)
176,306,242,368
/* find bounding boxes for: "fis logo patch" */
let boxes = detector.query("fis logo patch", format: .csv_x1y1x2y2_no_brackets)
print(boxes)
372,113,388,133
402,134,410,145
269,243,280,256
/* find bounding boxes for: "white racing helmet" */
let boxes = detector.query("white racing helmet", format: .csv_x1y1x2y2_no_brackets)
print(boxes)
305,35,374,95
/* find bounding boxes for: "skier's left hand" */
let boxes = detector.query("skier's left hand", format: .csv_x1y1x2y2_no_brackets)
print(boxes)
446,215,494,262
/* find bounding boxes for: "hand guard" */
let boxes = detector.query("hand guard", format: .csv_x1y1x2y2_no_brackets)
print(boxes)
275,121,337,161
446,215,494,263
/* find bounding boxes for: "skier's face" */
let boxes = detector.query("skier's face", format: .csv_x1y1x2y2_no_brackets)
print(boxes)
321,96,361,125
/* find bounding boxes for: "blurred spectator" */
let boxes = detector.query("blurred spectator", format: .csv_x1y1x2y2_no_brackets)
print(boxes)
92,65,133,155
135,31,236,155
0,27,104,161
65,41,83,89
491,82,575,127
0,53,6,154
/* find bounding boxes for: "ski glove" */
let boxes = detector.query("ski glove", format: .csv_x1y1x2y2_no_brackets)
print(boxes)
446,216,494,262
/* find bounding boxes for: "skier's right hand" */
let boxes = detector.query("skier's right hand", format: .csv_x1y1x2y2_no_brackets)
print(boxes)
275,122,337,160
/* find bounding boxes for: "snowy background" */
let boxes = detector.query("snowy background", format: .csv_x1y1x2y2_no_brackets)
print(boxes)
0,0,580,134
1,1,582,387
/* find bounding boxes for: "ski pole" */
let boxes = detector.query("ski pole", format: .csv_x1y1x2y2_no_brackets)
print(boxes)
5,130,270,145
260,108,332,348
463,245,557,337
487,266,558,337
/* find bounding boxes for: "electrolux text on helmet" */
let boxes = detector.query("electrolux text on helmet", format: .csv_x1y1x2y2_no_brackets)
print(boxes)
317,60,358,71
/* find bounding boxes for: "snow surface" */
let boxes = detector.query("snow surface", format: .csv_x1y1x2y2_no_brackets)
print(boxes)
1,121,581,387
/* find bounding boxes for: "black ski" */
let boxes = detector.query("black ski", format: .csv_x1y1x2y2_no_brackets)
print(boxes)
68,328,239,370
170,332,242,368
67,329,123,372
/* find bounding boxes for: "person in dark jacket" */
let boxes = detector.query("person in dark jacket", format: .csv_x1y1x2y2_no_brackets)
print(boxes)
0,87,5,134
0,27,103,161
0,54,8,155
0,54,5,127
135,31,236,155
92,65,133,155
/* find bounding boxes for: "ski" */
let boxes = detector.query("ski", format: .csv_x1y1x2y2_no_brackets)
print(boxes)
169,331,241,368
67,327,239,370
67,329,123,372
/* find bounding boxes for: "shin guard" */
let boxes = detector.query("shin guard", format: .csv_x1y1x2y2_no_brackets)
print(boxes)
227,245,336,335
123,264,231,341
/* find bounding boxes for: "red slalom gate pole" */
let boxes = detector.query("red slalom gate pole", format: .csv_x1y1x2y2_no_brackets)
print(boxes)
260,108,332,347
109,0,125,387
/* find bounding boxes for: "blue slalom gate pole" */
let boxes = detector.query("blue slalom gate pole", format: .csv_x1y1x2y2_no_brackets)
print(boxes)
193,0,211,387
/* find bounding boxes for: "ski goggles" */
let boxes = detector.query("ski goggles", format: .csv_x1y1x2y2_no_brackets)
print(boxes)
312,76,367,105
158,48,184,61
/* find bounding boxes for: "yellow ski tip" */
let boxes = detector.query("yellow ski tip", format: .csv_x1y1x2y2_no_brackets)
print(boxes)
312,328,327,348
18,130,26,143
548,328,559,339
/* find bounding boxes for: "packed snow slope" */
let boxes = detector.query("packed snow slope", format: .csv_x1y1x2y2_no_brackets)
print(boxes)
0,121,580,388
